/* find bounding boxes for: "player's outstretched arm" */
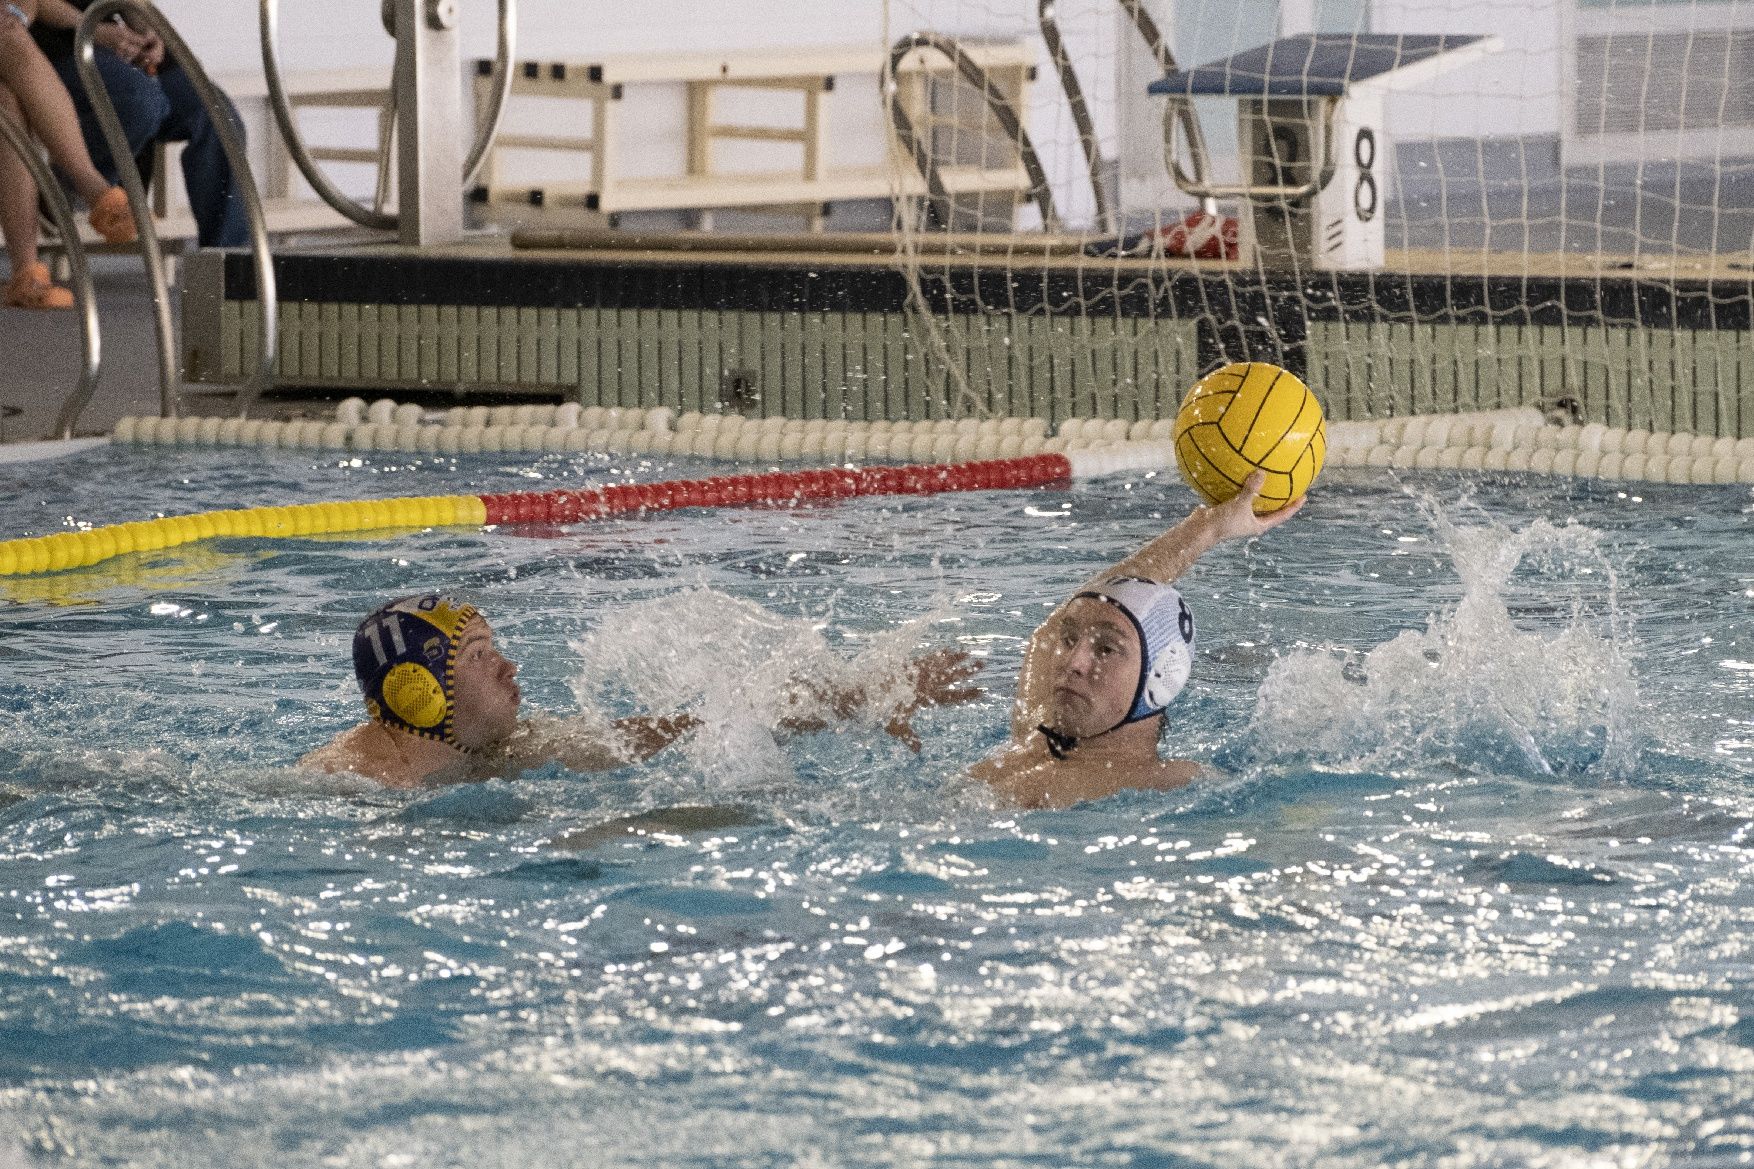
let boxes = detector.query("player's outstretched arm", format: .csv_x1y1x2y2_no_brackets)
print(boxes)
494,649,983,772
1087,470,1304,591
776,649,984,751
496,713,701,774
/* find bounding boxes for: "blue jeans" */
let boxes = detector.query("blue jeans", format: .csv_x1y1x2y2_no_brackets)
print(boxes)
49,47,247,248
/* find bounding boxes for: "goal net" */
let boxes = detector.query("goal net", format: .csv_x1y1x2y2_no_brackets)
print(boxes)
879,0,1754,436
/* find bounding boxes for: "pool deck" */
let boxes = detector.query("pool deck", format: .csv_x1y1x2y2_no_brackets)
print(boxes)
0,262,330,446
5,264,175,445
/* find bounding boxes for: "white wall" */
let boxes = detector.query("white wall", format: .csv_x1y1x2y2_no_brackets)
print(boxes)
161,1,1099,224
163,1,891,72
156,2,902,212
1371,0,1564,142
149,0,1566,231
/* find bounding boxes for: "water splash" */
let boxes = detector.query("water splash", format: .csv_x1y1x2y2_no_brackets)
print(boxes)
566,587,948,792
1250,497,1639,777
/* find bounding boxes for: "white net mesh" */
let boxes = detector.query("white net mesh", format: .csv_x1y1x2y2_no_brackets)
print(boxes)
878,0,1754,432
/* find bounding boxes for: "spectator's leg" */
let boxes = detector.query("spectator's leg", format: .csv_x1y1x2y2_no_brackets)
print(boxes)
0,82,72,308
0,20,119,206
155,66,246,247
43,43,168,191
0,83,43,277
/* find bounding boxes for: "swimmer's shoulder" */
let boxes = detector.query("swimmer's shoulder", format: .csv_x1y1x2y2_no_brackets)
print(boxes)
299,725,372,773
1058,756,1203,806
972,746,1202,809
298,724,432,788
1145,756,1202,789
969,739,1057,807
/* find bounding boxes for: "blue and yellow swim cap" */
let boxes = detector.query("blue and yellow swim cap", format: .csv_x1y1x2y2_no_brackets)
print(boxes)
352,594,479,746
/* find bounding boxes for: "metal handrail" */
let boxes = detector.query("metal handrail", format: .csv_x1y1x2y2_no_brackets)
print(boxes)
260,0,390,230
1038,0,1215,233
0,106,99,439
885,33,1056,232
463,0,514,187
1165,93,1337,201
78,0,278,419
260,0,515,231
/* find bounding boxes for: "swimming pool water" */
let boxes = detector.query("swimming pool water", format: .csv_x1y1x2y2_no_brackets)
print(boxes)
0,446,1750,1167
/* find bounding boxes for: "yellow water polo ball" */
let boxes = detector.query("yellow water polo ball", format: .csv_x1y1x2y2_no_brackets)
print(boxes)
1173,361,1326,513
380,661,448,729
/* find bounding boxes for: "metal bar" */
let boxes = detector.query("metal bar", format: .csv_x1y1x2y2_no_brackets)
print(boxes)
373,87,397,214
705,77,832,93
510,226,1110,255
0,105,100,438
308,148,392,163
685,81,711,177
884,32,1055,231
1165,96,1338,201
290,90,395,108
261,0,395,230
462,0,516,186
260,0,515,230
1038,0,1122,231
74,3,172,417
1125,0,1217,218
707,125,811,143
802,87,822,182
494,134,594,151
78,0,278,417
1039,0,1216,232
394,0,464,244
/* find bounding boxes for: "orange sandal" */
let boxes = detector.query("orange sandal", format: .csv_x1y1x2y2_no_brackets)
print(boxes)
3,262,75,310
88,185,137,245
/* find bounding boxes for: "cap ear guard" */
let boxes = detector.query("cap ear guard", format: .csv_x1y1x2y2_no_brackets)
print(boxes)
1126,582,1194,722
1139,612,1193,713
381,661,449,729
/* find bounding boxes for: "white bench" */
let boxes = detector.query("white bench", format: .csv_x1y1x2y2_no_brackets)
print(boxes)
472,41,1038,230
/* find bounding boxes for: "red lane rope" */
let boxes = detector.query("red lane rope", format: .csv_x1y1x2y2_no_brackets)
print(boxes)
476,454,1073,526
0,455,1076,578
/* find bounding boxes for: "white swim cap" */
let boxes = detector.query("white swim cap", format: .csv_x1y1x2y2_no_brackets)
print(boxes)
1074,577,1196,725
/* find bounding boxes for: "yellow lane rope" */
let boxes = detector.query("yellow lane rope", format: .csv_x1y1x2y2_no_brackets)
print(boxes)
0,495,487,576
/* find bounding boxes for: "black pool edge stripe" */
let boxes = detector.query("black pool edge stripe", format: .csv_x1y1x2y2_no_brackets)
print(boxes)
219,252,1754,338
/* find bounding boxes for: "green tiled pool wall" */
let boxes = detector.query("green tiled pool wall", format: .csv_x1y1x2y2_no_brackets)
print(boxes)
190,253,1754,436
209,300,1209,424
1310,320,1754,436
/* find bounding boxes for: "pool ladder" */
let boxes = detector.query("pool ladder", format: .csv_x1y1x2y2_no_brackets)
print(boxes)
28,0,515,439
1038,0,1217,233
884,32,1056,233
885,2,1219,238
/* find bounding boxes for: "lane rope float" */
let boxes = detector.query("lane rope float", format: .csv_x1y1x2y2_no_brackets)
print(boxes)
0,454,1086,577
109,398,1754,486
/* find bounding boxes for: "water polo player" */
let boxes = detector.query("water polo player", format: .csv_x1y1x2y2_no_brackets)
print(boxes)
972,470,1303,808
303,593,984,787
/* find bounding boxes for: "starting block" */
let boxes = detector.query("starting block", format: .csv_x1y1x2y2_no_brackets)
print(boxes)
1150,33,1500,271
